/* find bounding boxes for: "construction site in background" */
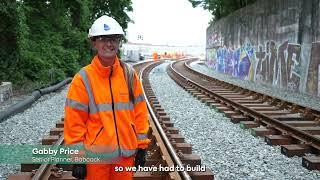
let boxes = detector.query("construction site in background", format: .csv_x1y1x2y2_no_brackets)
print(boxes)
121,42,205,62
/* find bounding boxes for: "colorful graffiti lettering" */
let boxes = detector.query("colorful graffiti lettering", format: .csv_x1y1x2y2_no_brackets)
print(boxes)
206,42,255,80
207,33,223,47
206,49,216,69
256,41,277,85
256,40,302,92
206,40,317,94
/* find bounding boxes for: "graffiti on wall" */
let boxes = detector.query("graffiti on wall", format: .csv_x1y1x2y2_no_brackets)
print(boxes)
206,41,320,96
206,41,256,81
206,49,217,69
207,32,223,48
306,42,320,96
204,0,320,97
256,40,302,92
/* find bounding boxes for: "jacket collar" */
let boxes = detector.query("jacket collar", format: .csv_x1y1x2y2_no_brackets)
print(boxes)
91,55,121,78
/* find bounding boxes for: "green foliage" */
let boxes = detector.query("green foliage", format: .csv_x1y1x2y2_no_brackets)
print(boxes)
189,0,257,21
0,0,133,93
0,1,18,83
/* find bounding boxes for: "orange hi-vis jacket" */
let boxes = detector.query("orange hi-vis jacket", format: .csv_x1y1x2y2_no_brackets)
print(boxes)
64,55,150,159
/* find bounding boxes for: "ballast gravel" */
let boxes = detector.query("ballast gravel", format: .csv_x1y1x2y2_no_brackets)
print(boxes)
0,87,68,179
149,62,320,180
190,61,320,111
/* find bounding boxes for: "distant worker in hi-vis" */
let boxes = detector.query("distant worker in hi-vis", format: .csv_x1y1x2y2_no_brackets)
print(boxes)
64,15,150,180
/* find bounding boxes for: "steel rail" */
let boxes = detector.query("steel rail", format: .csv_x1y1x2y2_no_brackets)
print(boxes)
30,62,149,180
32,135,64,180
184,59,320,118
30,61,190,180
139,61,192,180
170,60,320,150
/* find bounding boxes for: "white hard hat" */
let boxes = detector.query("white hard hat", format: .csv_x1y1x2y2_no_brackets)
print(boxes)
88,15,124,38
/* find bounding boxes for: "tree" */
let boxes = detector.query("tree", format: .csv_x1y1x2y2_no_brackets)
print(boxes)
0,1,19,83
188,0,257,21
0,0,133,92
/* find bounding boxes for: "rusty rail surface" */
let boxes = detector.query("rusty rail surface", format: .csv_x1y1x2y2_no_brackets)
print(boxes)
32,136,64,180
167,58,320,171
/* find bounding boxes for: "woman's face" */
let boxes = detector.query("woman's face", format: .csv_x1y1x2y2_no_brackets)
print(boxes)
92,35,121,59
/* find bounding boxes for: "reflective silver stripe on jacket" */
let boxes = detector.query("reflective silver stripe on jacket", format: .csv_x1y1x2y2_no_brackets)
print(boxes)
65,98,89,112
134,94,145,104
79,69,99,114
114,102,134,110
96,102,134,112
137,133,148,140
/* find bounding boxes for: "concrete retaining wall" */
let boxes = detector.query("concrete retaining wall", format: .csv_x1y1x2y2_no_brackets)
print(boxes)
0,82,12,105
206,0,320,97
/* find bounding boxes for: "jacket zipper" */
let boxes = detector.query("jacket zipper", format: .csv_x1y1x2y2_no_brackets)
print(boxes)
131,124,137,135
91,127,103,145
109,67,121,156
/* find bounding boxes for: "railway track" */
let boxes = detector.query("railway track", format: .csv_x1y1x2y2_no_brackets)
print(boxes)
8,60,214,180
167,58,320,171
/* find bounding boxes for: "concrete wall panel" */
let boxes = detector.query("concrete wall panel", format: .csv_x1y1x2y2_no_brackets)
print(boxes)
206,0,320,97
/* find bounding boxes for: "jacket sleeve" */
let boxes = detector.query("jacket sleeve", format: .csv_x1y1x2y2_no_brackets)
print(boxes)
133,72,151,149
64,74,89,145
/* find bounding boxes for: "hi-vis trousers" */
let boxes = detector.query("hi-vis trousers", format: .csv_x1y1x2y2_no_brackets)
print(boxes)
86,157,134,180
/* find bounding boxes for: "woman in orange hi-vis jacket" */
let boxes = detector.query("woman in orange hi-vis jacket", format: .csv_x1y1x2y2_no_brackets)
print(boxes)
64,15,150,180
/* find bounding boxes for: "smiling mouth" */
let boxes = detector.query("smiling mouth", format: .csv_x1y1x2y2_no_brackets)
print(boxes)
102,48,115,53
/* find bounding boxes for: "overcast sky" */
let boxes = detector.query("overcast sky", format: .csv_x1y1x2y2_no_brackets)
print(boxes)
126,0,212,46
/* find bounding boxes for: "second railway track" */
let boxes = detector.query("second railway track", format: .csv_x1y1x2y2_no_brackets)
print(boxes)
168,58,320,171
